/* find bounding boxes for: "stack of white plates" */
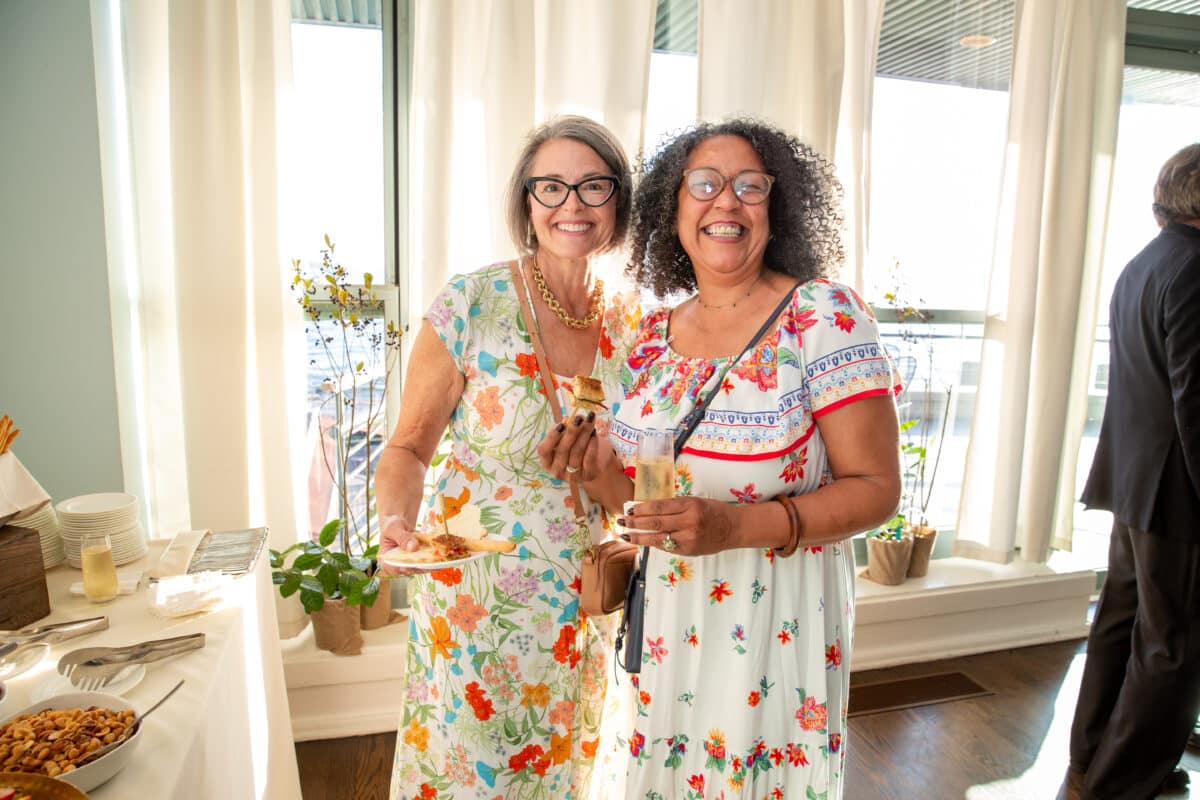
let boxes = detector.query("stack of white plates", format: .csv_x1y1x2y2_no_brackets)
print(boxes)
56,493,148,568
11,504,65,569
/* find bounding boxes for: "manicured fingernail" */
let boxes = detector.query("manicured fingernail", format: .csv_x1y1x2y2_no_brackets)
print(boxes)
586,411,596,423
573,416,583,426
619,534,631,542
616,518,627,527
555,423,565,433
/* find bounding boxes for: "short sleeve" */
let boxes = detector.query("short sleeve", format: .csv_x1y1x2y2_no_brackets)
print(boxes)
422,267,508,372
798,280,900,417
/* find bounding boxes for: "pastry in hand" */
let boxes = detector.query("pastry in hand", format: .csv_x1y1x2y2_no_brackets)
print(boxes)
569,375,606,414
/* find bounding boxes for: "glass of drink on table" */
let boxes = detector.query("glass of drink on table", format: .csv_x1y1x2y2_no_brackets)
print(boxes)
634,429,675,501
81,531,119,602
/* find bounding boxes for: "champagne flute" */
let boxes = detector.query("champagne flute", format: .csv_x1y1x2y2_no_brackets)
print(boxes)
633,429,675,501
81,531,119,602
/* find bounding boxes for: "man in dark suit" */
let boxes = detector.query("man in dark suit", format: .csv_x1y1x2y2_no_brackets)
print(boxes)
1065,143,1200,800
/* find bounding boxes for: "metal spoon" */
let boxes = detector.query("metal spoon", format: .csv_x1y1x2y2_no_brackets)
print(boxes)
77,679,185,766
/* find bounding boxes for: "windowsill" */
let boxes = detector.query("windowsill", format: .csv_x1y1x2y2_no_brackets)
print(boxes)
853,556,1095,669
278,560,1097,740
280,616,409,742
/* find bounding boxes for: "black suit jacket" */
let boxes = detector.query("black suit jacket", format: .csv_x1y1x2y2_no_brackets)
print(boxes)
1081,222,1200,543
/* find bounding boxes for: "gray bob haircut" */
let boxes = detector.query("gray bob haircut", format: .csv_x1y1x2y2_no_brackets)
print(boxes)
505,115,632,256
1153,142,1200,226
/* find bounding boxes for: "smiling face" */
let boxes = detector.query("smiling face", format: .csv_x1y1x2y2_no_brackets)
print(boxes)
675,134,771,281
527,138,617,265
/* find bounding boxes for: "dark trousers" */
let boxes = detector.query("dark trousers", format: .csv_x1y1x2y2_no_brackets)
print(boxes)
1069,519,1200,800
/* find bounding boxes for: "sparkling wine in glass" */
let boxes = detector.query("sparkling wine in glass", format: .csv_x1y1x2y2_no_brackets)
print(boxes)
633,429,675,501
81,532,119,602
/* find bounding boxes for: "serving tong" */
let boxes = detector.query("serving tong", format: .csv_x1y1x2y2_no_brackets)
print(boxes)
58,632,205,690
0,616,109,659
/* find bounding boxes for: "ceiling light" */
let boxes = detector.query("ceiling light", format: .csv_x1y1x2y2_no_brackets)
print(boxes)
959,33,995,49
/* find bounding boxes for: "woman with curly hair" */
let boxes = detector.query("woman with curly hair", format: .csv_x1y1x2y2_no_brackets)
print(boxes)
541,118,902,798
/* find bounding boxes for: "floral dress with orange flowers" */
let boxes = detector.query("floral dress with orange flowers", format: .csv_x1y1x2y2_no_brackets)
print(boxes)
589,279,899,800
390,262,642,800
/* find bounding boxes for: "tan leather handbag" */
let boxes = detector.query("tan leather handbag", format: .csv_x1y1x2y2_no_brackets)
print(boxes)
580,538,638,616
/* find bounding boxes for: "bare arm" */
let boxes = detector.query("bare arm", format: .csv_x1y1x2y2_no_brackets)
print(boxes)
621,396,901,555
375,321,465,573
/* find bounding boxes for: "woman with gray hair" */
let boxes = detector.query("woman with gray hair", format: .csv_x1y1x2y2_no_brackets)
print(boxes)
1066,141,1200,800
375,115,641,799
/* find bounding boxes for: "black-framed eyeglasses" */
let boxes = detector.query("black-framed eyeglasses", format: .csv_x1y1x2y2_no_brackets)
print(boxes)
525,176,619,208
682,168,774,205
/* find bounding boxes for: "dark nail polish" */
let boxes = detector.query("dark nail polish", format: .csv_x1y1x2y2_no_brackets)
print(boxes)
616,518,627,527
586,411,596,423
573,416,583,426
619,534,631,542
555,423,565,433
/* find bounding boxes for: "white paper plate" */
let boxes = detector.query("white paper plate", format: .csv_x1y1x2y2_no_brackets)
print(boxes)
56,493,139,517
0,642,50,681
31,663,146,703
58,515,140,532
379,546,492,570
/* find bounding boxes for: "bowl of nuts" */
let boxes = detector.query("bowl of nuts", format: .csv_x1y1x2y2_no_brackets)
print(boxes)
0,692,141,793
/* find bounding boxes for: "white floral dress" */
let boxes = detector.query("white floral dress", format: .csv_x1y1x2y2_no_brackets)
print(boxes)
590,279,899,800
390,262,641,800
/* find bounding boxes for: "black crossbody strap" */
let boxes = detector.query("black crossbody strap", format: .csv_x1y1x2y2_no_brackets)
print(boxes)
617,282,798,675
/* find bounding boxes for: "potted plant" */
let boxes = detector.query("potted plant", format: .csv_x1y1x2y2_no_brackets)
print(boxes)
271,237,403,647
271,519,379,654
865,263,952,583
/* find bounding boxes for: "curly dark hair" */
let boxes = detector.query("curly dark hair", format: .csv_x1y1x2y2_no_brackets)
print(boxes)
628,118,845,298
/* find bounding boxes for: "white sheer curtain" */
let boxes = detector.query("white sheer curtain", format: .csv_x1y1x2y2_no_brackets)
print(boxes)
92,0,306,552
954,0,1125,563
408,0,656,314
696,0,884,290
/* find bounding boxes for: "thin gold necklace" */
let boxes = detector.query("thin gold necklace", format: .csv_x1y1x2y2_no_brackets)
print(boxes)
530,259,604,330
696,271,765,310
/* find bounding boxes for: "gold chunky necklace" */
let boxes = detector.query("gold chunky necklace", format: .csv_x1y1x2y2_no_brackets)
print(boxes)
530,260,604,330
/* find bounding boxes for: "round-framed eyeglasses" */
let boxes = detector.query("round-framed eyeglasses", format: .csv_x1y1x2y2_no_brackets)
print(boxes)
682,168,775,205
526,176,619,208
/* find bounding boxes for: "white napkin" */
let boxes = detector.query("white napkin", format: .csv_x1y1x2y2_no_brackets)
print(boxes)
69,569,144,596
148,570,232,618
0,452,51,528
146,529,210,579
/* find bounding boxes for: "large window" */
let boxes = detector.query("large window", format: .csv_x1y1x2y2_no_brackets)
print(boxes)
286,2,401,551
1068,2,1200,568
868,0,1014,533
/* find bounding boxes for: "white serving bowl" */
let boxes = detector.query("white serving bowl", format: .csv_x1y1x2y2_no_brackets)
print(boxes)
0,691,142,793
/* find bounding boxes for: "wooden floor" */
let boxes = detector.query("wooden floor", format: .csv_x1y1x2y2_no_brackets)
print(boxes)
296,638,1200,800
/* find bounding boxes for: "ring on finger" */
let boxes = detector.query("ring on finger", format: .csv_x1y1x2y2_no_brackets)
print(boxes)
661,535,678,552
565,465,580,474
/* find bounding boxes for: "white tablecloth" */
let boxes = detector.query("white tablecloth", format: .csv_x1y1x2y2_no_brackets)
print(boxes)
0,540,302,799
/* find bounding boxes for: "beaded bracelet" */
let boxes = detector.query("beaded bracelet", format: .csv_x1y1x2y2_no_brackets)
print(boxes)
771,496,802,558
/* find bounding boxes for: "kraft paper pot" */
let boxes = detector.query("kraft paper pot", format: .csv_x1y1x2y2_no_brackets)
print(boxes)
311,597,363,655
360,576,393,630
865,534,914,586
906,525,938,578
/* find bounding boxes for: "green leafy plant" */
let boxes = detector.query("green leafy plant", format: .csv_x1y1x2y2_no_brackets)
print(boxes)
271,236,402,614
270,519,381,613
869,261,952,541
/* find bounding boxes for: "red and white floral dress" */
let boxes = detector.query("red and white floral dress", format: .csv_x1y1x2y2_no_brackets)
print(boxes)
591,279,899,800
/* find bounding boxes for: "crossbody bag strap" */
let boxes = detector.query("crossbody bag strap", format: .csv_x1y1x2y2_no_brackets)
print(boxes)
509,259,589,523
